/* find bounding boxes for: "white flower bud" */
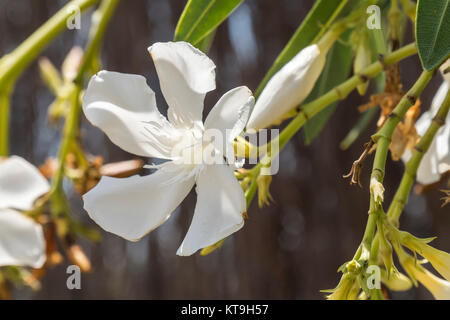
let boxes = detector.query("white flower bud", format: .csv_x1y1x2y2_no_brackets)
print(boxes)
246,44,327,131
370,177,385,205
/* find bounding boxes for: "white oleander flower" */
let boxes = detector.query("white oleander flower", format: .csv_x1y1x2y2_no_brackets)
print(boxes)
402,60,450,184
82,41,254,256
0,156,48,268
246,44,327,131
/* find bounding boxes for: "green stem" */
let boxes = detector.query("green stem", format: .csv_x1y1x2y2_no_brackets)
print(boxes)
0,84,13,157
362,69,433,252
0,0,99,89
387,87,450,225
74,0,119,85
354,69,433,299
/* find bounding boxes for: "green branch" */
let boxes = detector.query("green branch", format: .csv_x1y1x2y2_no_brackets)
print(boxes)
361,70,434,250
387,88,450,225
0,0,99,88
0,84,12,157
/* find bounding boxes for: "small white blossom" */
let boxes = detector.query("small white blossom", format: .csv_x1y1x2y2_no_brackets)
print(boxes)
0,156,48,268
82,41,254,256
370,177,385,205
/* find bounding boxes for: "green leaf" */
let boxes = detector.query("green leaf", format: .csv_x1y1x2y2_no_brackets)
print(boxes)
416,0,450,70
303,30,354,144
195,30,216,53
254,0,350,97
174,0,242,46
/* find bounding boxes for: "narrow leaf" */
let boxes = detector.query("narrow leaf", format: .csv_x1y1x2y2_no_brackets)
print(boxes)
416,0,450,70
174,0,242,46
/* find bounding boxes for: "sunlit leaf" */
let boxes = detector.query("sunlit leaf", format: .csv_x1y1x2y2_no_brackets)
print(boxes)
174,0,242,46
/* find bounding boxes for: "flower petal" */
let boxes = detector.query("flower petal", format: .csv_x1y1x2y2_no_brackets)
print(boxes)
83,70,180,159
204,86,254,142
0,156,49,211
246,44,326,131
0,209,46,268
416,149,441,185
83,162,195,241
177,164,245,256
148,42,216,129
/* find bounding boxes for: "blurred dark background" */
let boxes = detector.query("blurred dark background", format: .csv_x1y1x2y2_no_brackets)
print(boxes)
0,0,448,299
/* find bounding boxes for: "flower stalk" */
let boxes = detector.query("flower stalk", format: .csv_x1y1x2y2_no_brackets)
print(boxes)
0,84,12,157
362,69,434,248
0,0,99,89
388,89,450,225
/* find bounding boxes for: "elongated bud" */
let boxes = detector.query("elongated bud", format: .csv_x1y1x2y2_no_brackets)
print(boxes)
246,44,327,131
325,274,356,300
379,232,395,275
398,231,450,282
247,24,346,132
67,244,92,273
381,269,412,291
401,255,450,300
354,32,371,96
346,281,361,300
39,57,63,94
61,46,83,82
256,174,274,208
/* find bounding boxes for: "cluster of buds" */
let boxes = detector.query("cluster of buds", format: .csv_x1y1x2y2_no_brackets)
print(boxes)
39,47,84,123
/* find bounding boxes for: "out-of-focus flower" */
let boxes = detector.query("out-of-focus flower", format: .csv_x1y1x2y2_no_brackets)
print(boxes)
0,156,49,268
82,41,254,256
39,47,84,123
66,244,91,273
399,231,450,282
401,255,450,300
325,274,356,300
246,44,328,131
353,30,371,96
402,60,450,184
381,270,413,291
